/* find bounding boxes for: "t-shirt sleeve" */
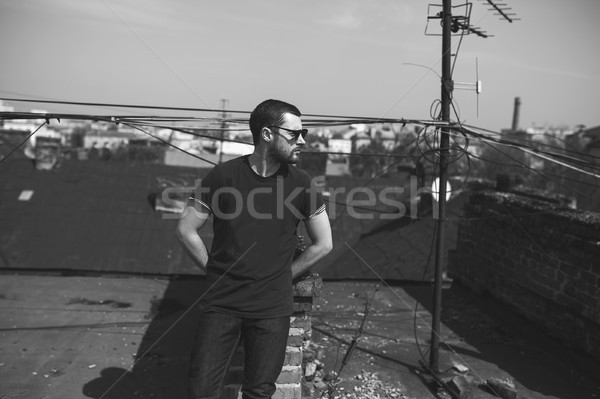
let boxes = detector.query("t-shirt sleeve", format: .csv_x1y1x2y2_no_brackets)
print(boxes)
188,167,221,213
302,174,326,220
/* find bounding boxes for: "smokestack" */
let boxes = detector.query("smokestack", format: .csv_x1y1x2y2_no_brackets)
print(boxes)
511,97,521,132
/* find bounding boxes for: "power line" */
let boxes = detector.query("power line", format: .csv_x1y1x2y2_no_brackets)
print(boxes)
121,122,217,166
2,109,598,179
0,97,431,126
478,141,600,207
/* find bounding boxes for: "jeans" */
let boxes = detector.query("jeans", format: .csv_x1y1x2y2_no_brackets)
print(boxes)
188,311,290,399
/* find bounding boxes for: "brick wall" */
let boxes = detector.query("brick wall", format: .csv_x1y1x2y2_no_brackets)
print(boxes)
449,191,600,361
222,275,322,399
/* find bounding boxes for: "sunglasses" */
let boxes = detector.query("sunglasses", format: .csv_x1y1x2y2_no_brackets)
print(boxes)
268,126,308,141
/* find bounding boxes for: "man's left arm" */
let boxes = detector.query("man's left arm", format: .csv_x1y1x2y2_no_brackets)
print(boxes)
291,210,333,279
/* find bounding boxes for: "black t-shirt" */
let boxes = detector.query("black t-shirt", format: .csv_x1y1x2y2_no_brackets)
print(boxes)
191,155,324,318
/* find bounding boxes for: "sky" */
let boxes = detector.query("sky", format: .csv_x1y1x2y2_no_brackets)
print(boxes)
1,0,599,133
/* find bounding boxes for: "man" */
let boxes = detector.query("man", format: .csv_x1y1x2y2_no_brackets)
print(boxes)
176,99,333,399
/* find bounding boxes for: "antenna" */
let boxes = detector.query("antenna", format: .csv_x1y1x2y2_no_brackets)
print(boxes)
454,57,482,116
426,2,490,37
476,57,481,116
427,0,519,37
479,0,520,23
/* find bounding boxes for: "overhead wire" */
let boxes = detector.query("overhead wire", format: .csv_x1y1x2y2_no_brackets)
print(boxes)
457,126,600,178
476,140,600,207
440,116,600,206
121,122,217,166
1,96,441,128
2,75,595,206
459,124,600,168
462,122,600,162
439,114,600,207
465,149,600,190
0,114,452,170
2,105,598,243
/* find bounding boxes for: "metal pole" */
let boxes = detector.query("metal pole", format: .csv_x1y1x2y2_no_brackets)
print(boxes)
429,0,453,372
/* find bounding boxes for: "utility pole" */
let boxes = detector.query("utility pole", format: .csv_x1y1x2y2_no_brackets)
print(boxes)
423,0,516,375
430,0,453,373
219,98,228,164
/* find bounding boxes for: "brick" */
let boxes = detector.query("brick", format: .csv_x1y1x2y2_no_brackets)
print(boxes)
287,334,304,347
585,259,598,274
533,272,561,292
276,366,302,384
273,383,302,399
574,288,597,309
559,261,581,278
531,250,543,262
293,297,313,313
531,282,555,300
556,293,586,315
290,314,310,329
293,275,323,297
446,375,478,399
288,327,304,337
284,346,302,367
536,262,558,278
579,270,598,293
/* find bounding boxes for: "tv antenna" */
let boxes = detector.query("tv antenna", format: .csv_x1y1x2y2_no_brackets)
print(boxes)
479,0,520,23
423,0,518,378
426,2,490,38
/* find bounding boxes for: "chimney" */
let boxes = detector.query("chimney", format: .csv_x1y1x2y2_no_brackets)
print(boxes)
511,97,521,132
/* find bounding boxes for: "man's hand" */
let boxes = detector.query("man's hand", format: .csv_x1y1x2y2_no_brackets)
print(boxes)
290,210,332,279
175,205,211,272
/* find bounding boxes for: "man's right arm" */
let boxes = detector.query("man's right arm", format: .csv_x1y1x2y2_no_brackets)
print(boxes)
175,205,211,273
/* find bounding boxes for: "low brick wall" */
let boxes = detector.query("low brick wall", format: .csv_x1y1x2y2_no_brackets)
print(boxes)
449,191,600,361
222,274,322,399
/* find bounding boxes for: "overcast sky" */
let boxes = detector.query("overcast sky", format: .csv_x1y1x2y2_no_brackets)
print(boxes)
1,0,599,132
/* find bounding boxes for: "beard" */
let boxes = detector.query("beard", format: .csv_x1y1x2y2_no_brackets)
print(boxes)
270,144,301,165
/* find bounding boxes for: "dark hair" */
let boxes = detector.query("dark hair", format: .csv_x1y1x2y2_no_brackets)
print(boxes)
249,99,301,146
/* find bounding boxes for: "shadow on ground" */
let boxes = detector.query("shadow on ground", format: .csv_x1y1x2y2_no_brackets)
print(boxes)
403,282,600,399
82,278,206,399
